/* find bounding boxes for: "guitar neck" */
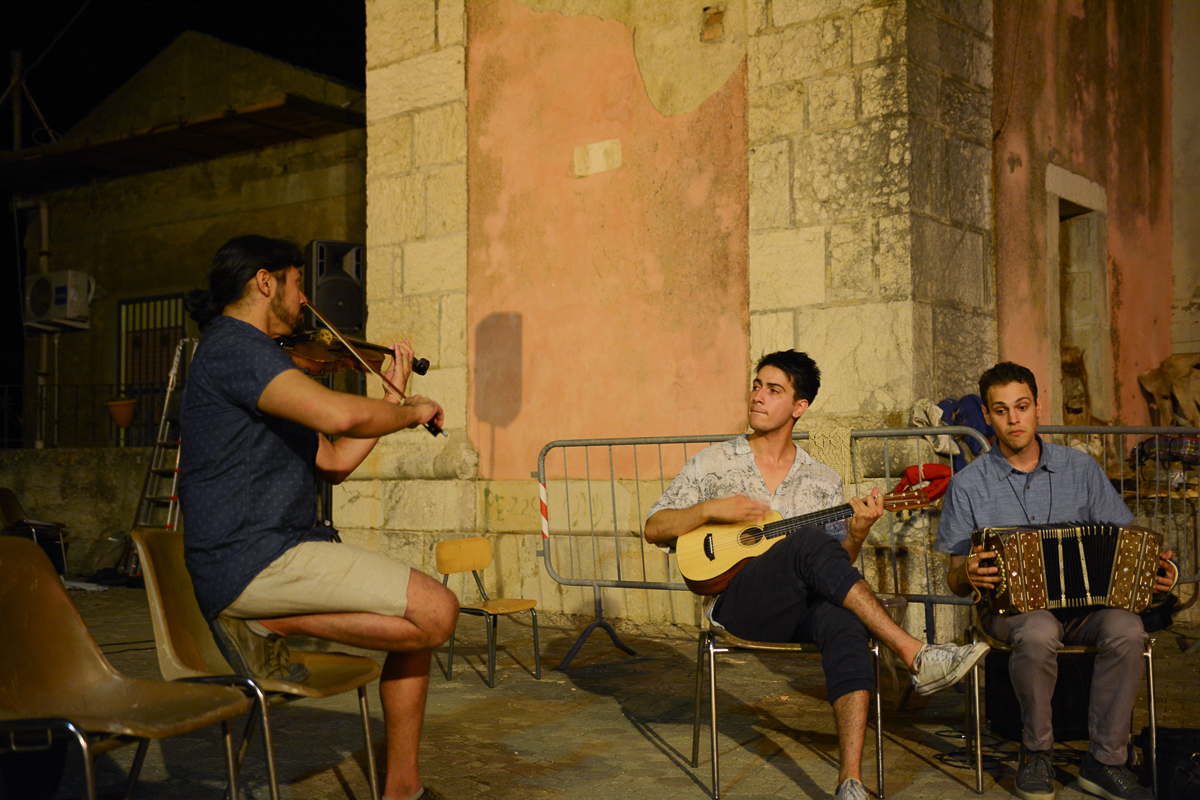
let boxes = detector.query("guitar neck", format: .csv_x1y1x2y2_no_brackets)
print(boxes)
758,504,854,541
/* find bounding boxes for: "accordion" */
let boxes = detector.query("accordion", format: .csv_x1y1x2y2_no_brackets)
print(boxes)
971,523,1162,615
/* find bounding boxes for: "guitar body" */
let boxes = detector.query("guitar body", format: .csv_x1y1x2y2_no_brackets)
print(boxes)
676,511,784,595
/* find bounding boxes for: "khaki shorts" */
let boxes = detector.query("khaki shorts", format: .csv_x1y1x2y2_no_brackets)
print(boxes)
223,541,411,619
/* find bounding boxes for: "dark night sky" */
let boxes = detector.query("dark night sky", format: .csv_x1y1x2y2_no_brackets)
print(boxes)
0,0,367,384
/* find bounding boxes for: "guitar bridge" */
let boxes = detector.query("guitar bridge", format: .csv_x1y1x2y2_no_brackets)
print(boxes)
703,534,715,562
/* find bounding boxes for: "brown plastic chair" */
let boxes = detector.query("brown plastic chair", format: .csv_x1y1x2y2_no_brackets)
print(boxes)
131,527,384,800
0,536,253,800
436,536,541,687
964,619,1158,797
0,486,68,576
692,594,905,800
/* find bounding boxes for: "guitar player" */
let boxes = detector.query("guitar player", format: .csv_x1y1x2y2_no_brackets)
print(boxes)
937,361,1178,800
644,349,989,800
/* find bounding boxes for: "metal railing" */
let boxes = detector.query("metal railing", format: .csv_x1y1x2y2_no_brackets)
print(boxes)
537,426,1200,667
0,383,168,448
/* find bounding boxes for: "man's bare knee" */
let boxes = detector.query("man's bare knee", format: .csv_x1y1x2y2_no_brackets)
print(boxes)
406,571,460,649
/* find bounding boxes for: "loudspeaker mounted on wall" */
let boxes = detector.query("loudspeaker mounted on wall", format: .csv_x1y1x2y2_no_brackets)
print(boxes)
305,240,365,334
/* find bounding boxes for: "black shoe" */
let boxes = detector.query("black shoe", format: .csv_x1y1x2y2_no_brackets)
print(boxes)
1077,752,1152,800
1015,745,1056,800
209,616,308,682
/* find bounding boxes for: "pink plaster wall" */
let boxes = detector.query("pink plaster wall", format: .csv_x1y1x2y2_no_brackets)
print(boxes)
992,0,1173,423
468,0,750,479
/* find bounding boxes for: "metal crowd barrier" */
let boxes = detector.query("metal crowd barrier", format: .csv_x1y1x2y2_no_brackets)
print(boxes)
537,426,1200,667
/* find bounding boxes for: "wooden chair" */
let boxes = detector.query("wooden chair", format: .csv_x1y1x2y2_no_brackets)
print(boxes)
0,536,253,800
131,527,384,800
0,486,68,576
692,595,905,800
963,620,1158,797
436,536,541,688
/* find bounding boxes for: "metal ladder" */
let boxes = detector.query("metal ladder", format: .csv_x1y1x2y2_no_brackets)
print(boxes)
124,338,196,574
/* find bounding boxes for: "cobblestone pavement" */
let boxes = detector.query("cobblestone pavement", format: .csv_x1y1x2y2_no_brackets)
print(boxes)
34,586,1200,799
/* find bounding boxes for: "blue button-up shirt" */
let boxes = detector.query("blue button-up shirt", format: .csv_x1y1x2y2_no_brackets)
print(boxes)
935,436,1133,556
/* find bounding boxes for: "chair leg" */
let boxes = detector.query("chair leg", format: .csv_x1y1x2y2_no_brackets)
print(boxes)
243,683,281,800
530,608,542,679
446,630,456,681
121,739,151,800
872,641,884,799
359,685,381,800
486,613,498,688
971,661,984,794
65,724,98,800
692,631,706,769
221,718,241,800
707,636,721,800
1145,642,1157,800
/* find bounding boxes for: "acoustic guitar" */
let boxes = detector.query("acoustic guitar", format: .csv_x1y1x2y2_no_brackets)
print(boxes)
674,489,930,595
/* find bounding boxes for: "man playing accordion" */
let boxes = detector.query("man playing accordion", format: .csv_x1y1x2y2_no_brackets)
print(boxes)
936,362,1178,800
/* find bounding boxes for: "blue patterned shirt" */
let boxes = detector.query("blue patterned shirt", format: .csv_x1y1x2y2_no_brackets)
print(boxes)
935,436,1133,556
179,315,330,621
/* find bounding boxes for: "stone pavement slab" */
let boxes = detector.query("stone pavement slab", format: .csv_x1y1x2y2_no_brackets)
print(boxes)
30,586,1200,799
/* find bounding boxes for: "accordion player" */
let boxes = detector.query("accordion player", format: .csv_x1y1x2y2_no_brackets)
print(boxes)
970,523,1166,615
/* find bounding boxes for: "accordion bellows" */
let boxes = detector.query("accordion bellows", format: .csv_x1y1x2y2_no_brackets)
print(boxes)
971,524,1163,615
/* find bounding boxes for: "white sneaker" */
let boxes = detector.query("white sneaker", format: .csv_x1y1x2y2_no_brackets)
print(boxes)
910,641,989,695
835,777,869,800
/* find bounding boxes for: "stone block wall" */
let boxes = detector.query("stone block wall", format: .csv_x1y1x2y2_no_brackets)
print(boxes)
747,0,996,419
348,1,475,584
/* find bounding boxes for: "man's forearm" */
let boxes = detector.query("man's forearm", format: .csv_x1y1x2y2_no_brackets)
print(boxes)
945,556,973,597
644,504,708,545
841,534,863,561
337,397,427,438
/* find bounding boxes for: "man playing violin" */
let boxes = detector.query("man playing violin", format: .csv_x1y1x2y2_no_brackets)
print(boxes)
938,362,1178,800
179,235,456,800
643,349,990,800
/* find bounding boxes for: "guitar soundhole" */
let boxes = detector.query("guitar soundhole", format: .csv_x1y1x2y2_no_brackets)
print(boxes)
738,529,763,547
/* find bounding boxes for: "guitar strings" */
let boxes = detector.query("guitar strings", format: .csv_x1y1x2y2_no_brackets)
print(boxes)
696,493,925,556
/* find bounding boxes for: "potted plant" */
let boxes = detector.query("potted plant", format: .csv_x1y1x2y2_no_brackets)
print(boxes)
105,393,137,428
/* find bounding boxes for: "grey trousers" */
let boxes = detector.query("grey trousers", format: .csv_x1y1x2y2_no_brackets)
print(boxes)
985,608,1147,764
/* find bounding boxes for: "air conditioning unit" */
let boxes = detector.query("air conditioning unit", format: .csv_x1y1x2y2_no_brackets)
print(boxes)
25,270,95,330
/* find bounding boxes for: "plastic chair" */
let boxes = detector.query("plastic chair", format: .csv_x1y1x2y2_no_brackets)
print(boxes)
692,595,905,800
0,536,253,800
963,620,1158,797
436,536,541,687
0,487,68,576
131,527,384,800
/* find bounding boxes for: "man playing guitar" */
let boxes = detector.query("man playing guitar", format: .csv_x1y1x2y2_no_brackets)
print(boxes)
644,349,989,800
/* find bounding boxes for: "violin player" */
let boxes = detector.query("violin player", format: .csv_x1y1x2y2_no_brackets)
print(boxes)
179,234,456,800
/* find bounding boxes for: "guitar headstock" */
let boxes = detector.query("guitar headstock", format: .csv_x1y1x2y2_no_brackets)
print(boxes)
882,488,931,511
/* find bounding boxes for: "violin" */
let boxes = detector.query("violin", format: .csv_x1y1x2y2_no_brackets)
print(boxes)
277,329,430,378
277,302,443,437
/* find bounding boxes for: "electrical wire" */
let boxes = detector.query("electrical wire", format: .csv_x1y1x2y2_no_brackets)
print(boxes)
23,0,94,76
